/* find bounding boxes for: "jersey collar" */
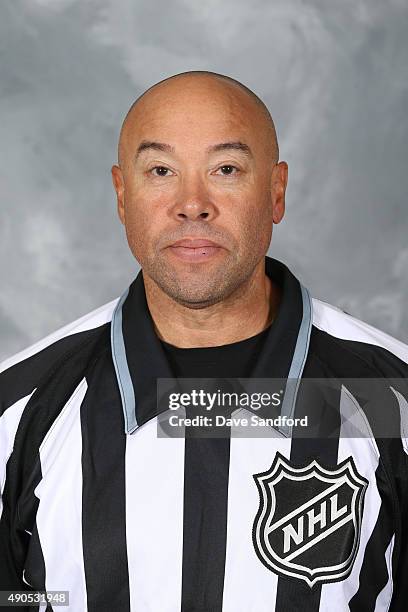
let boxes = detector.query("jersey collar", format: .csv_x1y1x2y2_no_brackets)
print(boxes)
110,256,312,435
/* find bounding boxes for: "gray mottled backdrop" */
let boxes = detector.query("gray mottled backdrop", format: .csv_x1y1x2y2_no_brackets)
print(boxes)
1,0,407,361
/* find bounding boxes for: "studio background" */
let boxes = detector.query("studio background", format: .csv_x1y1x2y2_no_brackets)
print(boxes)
1,0,407,361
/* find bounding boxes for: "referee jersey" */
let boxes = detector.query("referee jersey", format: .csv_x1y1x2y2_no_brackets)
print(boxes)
1,256,408,611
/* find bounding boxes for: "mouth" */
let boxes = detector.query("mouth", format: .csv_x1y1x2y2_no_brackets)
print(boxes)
166,238,224,263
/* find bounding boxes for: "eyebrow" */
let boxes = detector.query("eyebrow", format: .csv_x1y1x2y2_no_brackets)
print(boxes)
134,140,253,160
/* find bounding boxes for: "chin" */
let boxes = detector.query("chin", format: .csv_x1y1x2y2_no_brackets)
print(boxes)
165,281,224,305
172,294,224,309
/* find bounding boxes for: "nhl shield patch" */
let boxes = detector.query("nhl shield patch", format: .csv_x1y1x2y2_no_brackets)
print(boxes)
252,452,368,588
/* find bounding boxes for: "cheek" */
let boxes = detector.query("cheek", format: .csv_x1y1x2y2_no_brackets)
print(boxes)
240,195,273,237
122,196,154,260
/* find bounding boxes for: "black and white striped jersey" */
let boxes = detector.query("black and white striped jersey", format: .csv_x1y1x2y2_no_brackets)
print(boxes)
1,256,408,612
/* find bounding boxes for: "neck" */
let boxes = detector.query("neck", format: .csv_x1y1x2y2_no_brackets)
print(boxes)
142,260,281,348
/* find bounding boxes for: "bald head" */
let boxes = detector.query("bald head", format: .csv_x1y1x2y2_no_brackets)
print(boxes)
117,70,279,169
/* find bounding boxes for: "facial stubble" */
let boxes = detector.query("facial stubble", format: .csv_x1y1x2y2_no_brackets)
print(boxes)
142,248,262,309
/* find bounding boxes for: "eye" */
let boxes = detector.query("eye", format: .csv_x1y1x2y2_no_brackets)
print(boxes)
215,165,240,176
149,166,173,177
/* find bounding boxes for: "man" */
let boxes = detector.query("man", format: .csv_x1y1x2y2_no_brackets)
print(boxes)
0,70,407,611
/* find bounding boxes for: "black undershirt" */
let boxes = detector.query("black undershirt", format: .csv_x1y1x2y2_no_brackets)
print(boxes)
159,323,271,379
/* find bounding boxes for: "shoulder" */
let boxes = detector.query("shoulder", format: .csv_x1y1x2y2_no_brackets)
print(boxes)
0,298,119,415
310,297,408,462
310,296,408,375
0,297,119,528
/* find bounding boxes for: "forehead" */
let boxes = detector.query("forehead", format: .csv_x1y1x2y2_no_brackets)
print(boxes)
122,79,266,152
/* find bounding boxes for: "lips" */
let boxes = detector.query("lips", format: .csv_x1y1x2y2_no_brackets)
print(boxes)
166,238,224,262
170,238,221,248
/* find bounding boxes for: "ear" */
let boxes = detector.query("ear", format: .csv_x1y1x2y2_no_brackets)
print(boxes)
271,161,288,224
111,165,125,225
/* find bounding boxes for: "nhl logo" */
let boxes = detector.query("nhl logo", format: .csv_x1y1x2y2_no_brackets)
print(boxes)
252,452,368,587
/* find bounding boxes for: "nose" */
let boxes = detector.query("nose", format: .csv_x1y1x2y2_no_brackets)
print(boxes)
171,175,217,221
